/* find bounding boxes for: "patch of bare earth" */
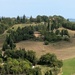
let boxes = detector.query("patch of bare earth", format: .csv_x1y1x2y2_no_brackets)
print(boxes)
16,38,75,60
72,74,75,75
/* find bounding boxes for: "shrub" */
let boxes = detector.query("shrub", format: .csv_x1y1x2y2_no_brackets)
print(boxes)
12,27,14,29
44,41,49,45
7,29,12,33
63,36,70,41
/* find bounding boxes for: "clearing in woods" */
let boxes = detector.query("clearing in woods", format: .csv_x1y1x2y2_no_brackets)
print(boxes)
16,27,75,60
1,24,75,60
16,39,75,60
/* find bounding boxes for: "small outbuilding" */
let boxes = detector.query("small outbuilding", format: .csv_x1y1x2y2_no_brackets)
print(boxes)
34,31,41,38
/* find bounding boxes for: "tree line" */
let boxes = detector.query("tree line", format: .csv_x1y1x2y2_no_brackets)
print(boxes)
0,15,75,34
62,21,75,30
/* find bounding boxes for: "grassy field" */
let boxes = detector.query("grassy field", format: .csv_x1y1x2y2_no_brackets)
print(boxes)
4,23,37,33
63,58,75,75
10,23,38,30
4,23,42,34
36,58,75,75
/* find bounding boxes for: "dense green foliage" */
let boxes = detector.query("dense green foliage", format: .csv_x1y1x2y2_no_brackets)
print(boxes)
0,47,42,75
45,70,52,75
0,24,7,34
62,21,75,30
0,15,75,34
2,35,16,51
0,49,63,75
44,29,69,42
2,59,32,74
0,17,16,34
38,53,63,68
4,49,37,65
0,58,42,75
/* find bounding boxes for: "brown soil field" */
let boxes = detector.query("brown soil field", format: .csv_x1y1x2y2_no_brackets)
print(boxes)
16,38,75,60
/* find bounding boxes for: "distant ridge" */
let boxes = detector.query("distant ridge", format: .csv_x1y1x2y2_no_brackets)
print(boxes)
69,18,75,22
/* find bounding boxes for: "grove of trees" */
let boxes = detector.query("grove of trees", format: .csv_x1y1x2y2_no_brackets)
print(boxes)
0,48,63,75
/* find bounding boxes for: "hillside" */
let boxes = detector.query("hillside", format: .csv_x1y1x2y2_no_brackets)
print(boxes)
16,39,75,60
11,24,75,60
1,23,75,60
1,15,75,75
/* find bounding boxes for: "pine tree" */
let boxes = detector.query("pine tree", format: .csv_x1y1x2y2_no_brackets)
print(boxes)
22,15,26,23
47,20,50,31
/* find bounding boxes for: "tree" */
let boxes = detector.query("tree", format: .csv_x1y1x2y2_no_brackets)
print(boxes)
2,35,16,51
36,15,42,23
64,30,69,36
9,39,16,50
0,58,3,63
60,29,64,37
17,16,21,23
47,20,50,31
55,30,60,35
60,29,69,37
19,60,32,72
39,53,63,68
30,16,33,23
22,15,26,23
42,15,48,22
33,67,42,75
0,50,2,58
26,50,37,65
2,42,8,51
52,67,60,75
57,60,63,68
45,70,52,75
51,20,56,31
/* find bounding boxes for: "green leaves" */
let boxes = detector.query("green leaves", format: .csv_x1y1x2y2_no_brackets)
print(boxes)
39,53,63,68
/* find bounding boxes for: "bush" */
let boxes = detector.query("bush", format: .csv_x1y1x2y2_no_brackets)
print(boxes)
7,29,12,33
4,49,37,65
12,27,14,29
45,70,52,75
38,53,63,68
44,41,49,45
56,35,62,41
63,36,70,41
